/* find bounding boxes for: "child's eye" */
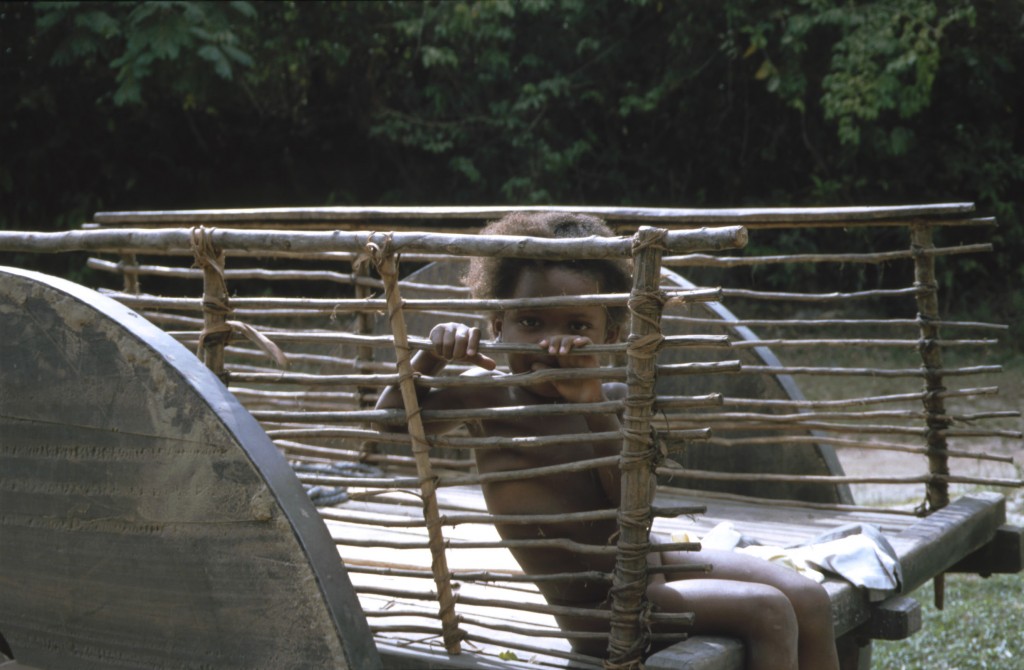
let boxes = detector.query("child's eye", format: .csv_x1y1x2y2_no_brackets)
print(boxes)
570,321,593,332
518,317,541,328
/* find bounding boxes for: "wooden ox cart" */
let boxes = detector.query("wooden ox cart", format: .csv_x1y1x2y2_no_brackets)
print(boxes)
0,204,1020,669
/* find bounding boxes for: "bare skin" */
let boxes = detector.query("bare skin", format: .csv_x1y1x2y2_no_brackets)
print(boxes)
375,265,839,670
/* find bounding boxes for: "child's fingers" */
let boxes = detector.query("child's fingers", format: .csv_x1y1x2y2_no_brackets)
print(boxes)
429,323,492,366
541,335,593,355
472,353,498,371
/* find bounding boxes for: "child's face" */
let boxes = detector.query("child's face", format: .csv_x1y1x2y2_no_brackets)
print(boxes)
491,265,619,379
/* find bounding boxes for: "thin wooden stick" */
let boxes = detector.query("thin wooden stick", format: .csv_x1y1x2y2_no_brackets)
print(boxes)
321,504,706,528
277,439,473,470
335,535,690,555
727,337,997,349
662,242,993,267
697,434,1015,463
87,256,385,289
717,286,919,302
655,467,1024,487
104,288,720,314
661,314,1009,331
656,486,920,516
369,239,463,654
164,329,729,351
737,364,1002,377
300,454,622,489
656,418,952,437
720,387,1001,409
253,400,625,425
357,585,695,624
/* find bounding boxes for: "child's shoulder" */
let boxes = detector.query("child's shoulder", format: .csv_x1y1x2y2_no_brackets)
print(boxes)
603,381,627,401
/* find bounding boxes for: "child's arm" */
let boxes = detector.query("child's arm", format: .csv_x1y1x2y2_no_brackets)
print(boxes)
374,322,497,434
536,335,625,506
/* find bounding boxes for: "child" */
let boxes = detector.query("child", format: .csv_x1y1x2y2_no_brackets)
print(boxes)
375,212,839,670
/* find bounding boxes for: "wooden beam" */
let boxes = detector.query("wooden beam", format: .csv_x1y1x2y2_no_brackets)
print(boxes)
889,492,1006,594
947,524,1024,576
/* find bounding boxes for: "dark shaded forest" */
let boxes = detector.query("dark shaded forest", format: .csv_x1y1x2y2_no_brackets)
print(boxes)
1,0,1021,343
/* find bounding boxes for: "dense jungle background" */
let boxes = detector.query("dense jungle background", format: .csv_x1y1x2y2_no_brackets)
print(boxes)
1,0,1022,345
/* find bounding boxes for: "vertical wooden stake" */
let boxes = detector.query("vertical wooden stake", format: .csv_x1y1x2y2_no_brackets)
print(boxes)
910,224,950,512
191,227,232,384
910,223,950,611
354,258,380,459
120,253,140,294
607,226,668,668
369,237,463,654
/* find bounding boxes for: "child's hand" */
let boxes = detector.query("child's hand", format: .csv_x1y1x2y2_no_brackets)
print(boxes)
427,323,497,370
534,335,604,403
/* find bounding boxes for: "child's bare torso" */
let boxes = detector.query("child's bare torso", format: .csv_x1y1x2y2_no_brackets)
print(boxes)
455,382,621,605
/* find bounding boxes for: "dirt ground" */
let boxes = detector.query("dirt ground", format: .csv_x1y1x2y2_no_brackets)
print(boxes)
829,359,1023,524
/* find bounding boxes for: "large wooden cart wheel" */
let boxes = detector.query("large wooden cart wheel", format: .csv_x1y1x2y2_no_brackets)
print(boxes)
0,267,380,670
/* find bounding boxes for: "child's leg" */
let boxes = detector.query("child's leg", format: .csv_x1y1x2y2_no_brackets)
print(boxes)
651,548,839,670
647,577,799,670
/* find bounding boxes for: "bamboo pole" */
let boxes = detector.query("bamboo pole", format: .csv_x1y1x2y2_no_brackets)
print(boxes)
368,238,463,654
607,226,670,668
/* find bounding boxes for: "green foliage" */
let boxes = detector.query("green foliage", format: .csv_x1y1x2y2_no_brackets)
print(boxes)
35,1,257,105
2,0,1021,342
874,574,1024,669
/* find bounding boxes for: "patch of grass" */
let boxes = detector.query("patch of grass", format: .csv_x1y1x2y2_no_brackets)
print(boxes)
873,573,1023,669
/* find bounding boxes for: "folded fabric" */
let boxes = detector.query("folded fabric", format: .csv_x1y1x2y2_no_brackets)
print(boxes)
671,522,903,600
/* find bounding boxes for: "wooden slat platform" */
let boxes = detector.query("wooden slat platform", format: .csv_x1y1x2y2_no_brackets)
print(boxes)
325,483,1007,669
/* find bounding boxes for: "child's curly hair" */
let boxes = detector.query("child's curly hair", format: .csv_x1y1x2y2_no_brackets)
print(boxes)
463,211,633,332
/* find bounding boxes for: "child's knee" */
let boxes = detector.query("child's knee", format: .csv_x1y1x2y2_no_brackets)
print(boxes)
789,580,834,635
746,587,799,640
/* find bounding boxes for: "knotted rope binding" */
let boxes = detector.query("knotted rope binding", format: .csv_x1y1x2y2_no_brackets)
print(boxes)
190,226,287,375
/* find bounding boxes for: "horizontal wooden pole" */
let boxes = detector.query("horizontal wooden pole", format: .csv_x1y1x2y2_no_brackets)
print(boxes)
0,225,748,256
663,242,993,267
90,202,978,225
